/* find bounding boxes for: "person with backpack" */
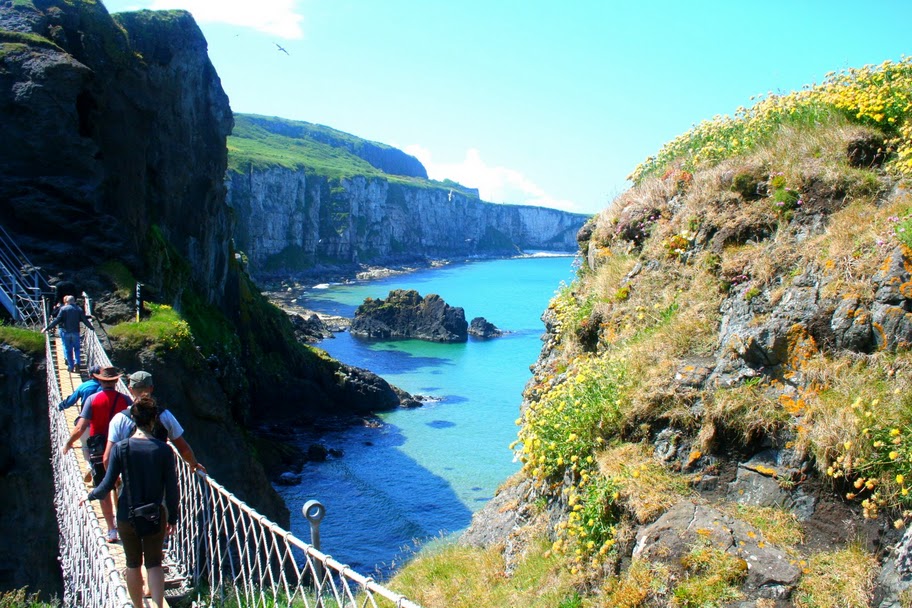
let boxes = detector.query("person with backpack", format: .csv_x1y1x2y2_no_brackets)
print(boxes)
104,370,206,475
80,396,178,608
62,366,131,542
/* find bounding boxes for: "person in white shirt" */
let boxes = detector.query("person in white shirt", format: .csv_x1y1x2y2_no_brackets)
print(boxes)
103,371,206,475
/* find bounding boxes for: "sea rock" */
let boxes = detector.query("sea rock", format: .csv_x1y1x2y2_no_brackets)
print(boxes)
468,316,503,338
276,472,302,486
289,312,334,343
350,289,468,342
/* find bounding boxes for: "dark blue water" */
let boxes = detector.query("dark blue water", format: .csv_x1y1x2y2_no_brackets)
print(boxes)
275,256,576,577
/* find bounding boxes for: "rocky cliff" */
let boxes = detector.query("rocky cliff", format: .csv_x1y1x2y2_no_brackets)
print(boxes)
0,345,60,598
390,60,912,607
0,1,418,597
225,114,590,278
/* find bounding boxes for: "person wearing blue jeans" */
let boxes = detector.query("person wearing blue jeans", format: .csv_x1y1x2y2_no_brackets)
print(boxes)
42,294,95,372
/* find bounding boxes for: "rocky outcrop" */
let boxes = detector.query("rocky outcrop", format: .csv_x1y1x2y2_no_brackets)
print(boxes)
350,289,468,342
468,316,502,338
633,501,802,601
0,3,232,305
289,312,334,343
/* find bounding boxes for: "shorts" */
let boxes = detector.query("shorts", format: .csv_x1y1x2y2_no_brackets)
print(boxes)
117,506,166,569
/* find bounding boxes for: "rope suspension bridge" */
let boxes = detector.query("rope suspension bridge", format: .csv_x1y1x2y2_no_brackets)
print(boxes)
2,226,422,608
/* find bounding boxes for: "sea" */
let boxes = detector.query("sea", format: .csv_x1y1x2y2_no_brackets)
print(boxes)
273,254,577,578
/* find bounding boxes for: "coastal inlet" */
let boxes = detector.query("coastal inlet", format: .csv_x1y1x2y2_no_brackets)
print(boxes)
270,255,576,577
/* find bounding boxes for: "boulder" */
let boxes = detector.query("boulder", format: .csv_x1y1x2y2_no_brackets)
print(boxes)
633,501,802,600
468,316,503,338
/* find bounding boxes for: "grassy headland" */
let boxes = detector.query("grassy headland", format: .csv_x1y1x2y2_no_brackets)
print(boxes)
390,57,912,607
228,113,478,195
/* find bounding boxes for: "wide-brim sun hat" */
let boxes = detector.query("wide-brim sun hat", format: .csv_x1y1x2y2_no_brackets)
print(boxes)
92,366,121,381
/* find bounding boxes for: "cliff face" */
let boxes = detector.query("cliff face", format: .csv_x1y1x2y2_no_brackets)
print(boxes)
0,1,420,595
227,169,588,276
0,345,60,598
0,2,232,304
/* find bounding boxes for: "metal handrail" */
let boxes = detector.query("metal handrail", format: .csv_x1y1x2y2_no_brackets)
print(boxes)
0,224,53,326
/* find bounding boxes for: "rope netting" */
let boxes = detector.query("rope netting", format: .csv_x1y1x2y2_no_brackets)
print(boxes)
48,303,422,608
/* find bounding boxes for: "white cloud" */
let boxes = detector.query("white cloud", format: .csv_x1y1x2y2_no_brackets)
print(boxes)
405,145,581,213
148,0,304,39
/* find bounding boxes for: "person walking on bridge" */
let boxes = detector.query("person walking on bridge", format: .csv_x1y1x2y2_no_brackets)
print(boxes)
63,366,131,542
59,364,103,481
104,370,206,475
58,364,102,411
42,294,94,373
81,396,179,608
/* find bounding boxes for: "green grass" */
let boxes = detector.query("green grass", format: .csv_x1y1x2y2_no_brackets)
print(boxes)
228,114,394,178
228,114,481,197
106,303,192,352
794,544,877,608
390,536,578,608
671,543,747,607
0,324,45,356
180,289,240,356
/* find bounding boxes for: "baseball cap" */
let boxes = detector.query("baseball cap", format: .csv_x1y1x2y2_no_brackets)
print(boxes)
128,371,153,389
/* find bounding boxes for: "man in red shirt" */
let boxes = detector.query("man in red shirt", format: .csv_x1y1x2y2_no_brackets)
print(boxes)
63,366,131,542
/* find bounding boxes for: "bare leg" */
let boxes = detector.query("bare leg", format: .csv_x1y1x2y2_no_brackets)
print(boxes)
147,565,165,608
124,566,144,607
100,494,116,532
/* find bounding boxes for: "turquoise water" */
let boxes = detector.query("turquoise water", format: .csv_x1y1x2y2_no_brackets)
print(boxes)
275,256,576,577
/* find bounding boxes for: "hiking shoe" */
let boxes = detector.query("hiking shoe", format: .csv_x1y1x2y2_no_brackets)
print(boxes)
106,529,118,543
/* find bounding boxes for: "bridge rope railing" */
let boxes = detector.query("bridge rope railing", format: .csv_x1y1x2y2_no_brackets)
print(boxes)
46,306,133,608
50,297,423,608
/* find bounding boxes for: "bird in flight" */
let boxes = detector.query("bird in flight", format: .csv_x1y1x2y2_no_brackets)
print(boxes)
275,42,290,55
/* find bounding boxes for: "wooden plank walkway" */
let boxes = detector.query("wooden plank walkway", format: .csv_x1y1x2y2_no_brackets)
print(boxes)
52,334,170,608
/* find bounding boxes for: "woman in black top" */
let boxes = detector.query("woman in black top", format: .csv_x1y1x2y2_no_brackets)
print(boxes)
81,396,179,608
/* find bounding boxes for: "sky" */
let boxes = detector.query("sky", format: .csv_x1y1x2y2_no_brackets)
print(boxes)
99,0,912,215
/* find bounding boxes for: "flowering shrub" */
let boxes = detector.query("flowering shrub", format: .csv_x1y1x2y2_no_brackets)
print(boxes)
769,173,803,216
662,231,693,259
516,356,627,483
890,213,912,249
515,355,628,562
629,57,912,183
553,476,619,569
827,396,912,521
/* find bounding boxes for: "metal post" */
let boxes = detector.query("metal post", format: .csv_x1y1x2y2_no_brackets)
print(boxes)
135,283,142,322
10,269,18,321
302,500,326,587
